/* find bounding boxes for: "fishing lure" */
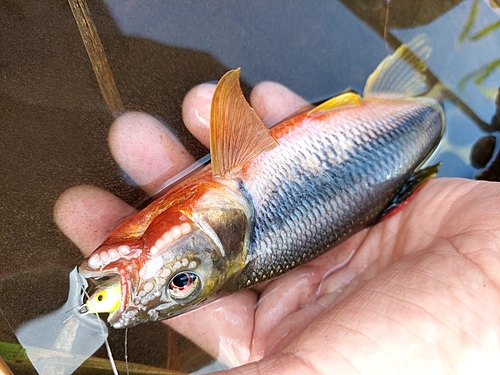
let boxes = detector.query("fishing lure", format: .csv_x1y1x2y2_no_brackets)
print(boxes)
79,277,121,317
79,37,444,328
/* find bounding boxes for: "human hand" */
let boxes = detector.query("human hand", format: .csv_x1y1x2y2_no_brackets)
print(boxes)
54,80,500,374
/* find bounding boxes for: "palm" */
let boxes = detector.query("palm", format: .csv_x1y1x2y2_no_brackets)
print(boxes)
55,82,500,374
247,178,500,372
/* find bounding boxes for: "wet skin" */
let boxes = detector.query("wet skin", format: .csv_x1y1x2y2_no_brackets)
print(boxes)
54,81,500,374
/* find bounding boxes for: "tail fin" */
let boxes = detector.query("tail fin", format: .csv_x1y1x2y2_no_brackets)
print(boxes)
363,35,431,99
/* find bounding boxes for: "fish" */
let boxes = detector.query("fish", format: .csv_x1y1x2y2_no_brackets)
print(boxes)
78,36,444,328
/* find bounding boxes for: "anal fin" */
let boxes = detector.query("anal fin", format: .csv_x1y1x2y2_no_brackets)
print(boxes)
377,163,440,222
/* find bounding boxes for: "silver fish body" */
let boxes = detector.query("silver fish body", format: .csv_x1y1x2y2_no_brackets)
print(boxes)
237,97,443,287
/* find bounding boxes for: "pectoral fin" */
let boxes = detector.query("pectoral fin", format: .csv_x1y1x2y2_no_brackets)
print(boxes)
210,69,278,178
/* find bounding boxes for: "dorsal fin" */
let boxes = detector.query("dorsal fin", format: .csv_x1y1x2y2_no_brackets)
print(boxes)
363,35,431,99
308,92,361,115
210,69,278,178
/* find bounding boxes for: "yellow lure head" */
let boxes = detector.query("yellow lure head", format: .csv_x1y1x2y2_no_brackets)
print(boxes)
82,277,121,315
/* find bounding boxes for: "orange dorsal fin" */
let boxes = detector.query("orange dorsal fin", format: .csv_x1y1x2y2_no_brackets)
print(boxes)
210,69,278,178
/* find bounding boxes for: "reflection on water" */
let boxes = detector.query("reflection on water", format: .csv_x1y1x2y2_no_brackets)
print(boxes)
388,0,500,179
1,0,500,373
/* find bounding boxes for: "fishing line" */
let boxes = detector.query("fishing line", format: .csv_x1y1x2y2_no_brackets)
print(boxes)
126,153,211,212
63,301,93,321
124,328,129,375
104,338,119,375
150,153,211,200
384,0,391,50
62,311,78,324
64,304,87,315
80,278,119,375
0,306,16,338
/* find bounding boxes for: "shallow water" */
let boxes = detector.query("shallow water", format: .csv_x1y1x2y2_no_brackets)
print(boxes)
1,0,500,373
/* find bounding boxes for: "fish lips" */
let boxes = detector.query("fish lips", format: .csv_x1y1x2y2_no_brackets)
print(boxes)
78,261,133,328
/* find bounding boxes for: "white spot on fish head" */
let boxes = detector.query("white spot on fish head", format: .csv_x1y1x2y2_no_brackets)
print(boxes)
150,245,159,256
161,268,172,278
171,226,182,240
162,231,173,244
143,281,154,293
87,254,102,269
99,251,109,263
108,248,119,261
118,245,131,255
180,223,191,234
154,238,166,252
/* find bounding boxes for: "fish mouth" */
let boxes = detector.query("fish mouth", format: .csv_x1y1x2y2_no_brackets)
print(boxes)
79,256,145,328
79,268,127,324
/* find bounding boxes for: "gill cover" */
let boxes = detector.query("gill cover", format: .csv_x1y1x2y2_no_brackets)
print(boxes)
141,184,253,323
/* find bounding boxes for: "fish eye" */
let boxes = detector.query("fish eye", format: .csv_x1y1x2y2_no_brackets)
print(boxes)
168,271,200,301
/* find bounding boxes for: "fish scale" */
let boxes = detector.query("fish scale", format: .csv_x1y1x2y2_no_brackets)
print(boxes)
237,98,442,287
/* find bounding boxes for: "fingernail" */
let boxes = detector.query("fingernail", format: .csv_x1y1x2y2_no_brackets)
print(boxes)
182,83,215,148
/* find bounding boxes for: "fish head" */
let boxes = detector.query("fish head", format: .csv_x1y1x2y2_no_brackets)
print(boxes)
79,179,252,328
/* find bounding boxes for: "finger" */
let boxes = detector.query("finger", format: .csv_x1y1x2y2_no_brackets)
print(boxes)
216,354,315,375
250,81,312,127
182,81,312,151
111,81,308,193
56,111,195,250
109,112,195,196
53,185,136,256
182,83,215,149
166,290,258,367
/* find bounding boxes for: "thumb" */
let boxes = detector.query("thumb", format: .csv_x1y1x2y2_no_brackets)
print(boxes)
215,353,323,375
